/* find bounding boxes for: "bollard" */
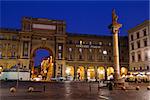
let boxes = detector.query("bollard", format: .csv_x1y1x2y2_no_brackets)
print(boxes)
28,87,34,92
108,82,113,90
147,86,150,90
136,86,140,90
10,87,16,93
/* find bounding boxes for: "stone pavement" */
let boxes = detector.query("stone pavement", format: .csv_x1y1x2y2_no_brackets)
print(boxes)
0,81,150,100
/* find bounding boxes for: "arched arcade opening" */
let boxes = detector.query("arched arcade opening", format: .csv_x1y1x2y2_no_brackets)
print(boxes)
31,47,54,81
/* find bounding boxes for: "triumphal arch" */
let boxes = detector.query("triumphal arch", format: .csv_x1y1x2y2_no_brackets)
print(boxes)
0,17,67,78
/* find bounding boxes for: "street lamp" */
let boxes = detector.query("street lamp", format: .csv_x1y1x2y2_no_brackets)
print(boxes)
103,50,107,80
0,66,3,76
0,66,2,71
16,63,20,88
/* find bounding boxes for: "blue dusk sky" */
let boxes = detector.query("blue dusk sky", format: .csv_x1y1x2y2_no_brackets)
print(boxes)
0,0,149,66
1,1,149,36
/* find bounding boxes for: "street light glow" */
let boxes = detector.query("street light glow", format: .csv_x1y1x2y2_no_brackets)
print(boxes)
103,50,107,55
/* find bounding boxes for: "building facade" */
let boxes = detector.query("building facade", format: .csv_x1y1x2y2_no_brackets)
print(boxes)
128,20,150,75
0,17,129,80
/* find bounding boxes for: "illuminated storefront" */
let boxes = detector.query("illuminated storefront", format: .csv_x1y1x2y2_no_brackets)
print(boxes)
97,67,105,80
77,66,84,80
121,67,128,77
107,67,114,80
87,67,95,80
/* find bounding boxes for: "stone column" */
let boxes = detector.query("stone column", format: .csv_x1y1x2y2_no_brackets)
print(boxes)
94,66,98,81
113,30,120,80
105,67,107,80
84,66,87,81
74,66,77,80
109,9,122,81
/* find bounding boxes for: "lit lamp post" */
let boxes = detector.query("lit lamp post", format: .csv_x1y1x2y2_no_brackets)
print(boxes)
0,66,3,76
108,9,123,85
103,50,107,81
16,62,20,88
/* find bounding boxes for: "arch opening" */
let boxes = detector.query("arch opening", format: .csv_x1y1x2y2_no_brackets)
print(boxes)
87,67,95,80
97,67,105,80
77,66,84,80
107,67,114,80
65,66,74,81
31,48,53,81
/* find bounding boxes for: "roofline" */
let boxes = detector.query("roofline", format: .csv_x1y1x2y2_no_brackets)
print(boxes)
127,20,150,34
0,28,20,33
22,16,66,24
67,33,128,38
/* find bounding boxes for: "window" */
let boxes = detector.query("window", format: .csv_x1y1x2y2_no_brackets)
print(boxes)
68,40,72,44
12,35,17,40
131,34,133,41
99,42,102,46
131,43,134,50
23,42,29,56
98,55,102,61
109,50,111,53
99,49,102,53
120,57,124,62
79,48,82,53
79,40,83,45
147,66,149,70
25,24,30,31
143,39,147,47
137,41,140,48
0,44,2,48
89,55,93,60
136,32,140,39
132,55,135,62
108,42,112,46
58,26,63,32
144,52,148,61
0,35,4,40
58,45,62,51
69,54,72,60
58,53,62,59
79,55,82,60
58,44,63,51
89,49,92,53
12,45,16,49
11,51,15,57
131,52,135,62
69,48,72,52
109,56,112,61
138,54,141,61
143,29,147,36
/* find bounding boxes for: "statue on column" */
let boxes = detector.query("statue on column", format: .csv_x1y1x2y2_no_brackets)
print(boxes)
109,9,122,33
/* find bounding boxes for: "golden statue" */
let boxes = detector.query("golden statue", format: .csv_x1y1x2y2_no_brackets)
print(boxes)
109,9,122,33
41,56,53,81
112,9,119,25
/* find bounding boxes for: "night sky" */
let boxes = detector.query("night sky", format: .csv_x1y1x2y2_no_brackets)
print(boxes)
0,1,149,66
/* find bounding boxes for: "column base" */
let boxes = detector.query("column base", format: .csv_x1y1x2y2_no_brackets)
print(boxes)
113,78,126,87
